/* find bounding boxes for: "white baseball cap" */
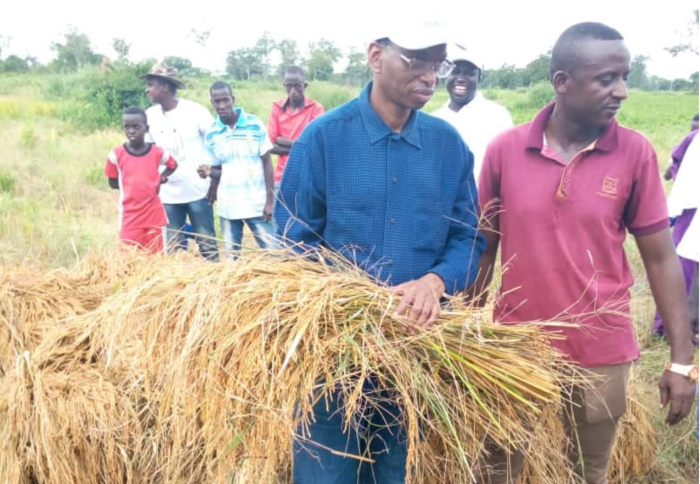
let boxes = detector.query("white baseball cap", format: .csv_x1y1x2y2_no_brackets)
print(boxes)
378,22,448,51
447,42,481,69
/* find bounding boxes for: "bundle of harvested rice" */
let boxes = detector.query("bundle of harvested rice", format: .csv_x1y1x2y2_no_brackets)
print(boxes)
0,354,142,484
0,252,145,375
1,249,581,484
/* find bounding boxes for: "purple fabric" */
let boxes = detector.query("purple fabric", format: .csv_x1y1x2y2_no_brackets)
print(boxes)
671,129,698,180
653,208,698,335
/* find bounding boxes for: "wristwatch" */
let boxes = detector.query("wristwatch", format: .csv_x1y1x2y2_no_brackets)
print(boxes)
665,362,700,382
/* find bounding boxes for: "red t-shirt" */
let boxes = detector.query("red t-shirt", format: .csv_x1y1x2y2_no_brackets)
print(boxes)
479,103,669,367
104,144,176,230
267,97,325,182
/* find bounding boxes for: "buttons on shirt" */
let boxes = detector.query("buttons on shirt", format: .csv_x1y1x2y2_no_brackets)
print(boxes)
392,176,398,184
390,218,396,225
388,259,394,266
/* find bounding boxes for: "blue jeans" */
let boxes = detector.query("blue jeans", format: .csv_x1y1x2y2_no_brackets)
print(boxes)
220,216,278,257
293,379,408,484
164,198,219,261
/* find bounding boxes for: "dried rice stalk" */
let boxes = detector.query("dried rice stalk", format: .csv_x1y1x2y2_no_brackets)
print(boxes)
1,249,582,484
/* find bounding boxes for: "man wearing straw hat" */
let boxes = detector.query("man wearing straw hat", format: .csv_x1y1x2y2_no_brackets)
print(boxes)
476,22,697,484
275,23,486,484
140,62,219,260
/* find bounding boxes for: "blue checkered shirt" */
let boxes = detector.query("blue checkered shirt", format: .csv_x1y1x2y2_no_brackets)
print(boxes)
275,82,485,294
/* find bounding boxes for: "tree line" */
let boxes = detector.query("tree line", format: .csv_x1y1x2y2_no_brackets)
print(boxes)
0,14,697,91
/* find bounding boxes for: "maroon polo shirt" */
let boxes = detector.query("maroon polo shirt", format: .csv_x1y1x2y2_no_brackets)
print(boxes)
479,103,669,368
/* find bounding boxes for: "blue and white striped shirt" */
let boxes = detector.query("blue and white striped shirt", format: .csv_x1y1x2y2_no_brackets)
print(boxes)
275,82,485,294
204,108,273,220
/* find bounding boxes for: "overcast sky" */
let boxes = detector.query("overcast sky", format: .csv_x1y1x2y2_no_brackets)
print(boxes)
1,0,698,79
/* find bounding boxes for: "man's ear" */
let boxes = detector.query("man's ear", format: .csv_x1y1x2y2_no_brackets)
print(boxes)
367,42,384,74
552,70,570,94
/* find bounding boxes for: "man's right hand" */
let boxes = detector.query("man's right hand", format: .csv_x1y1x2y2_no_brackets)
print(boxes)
197,164,211,179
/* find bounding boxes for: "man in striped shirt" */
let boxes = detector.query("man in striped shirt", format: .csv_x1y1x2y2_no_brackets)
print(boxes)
198,81,276,257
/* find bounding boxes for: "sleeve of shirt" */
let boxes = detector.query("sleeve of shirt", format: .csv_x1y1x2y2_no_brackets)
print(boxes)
159,148,177,169
258,123,274,157
624,142,670,236
430,145,487,294
203,129,223,167
267,105,280,144
198,105,215,136
274,139,326,250
104,149,118,178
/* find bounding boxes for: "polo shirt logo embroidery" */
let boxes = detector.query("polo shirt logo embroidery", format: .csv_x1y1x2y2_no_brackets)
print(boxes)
597,177,619,199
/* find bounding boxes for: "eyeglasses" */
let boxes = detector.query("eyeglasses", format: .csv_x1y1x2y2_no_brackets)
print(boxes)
393,47,454,79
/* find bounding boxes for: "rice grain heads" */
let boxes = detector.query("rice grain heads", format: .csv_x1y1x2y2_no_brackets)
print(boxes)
1,249,580,484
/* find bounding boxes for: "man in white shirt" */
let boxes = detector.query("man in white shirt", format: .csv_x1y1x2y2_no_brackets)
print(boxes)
432,43,513,179
670,135,699,341
140,63,219,260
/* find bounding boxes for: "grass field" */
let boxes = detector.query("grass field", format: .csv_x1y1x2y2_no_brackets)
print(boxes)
0,73,698,483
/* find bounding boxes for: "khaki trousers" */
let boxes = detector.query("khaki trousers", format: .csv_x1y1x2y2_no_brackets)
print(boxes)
476,362,632,484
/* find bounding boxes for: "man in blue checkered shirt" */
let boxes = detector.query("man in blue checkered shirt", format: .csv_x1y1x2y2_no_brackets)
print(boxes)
275,25,486,484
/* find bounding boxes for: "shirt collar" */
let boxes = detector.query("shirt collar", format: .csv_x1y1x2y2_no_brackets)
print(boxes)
279,97,314,113
526,102,619,152
358,81,421,148
216,107,248,130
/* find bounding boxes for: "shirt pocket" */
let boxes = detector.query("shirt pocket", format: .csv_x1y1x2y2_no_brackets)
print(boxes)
411,197,448,253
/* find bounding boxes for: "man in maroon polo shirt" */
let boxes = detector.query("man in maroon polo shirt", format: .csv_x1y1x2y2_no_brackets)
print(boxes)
476,22,697,484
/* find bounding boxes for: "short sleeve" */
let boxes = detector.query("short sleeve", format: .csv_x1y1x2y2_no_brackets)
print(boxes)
258,123,274,157
104,149,119,178
623,141,670,236
198,105,215,136
267,105,280,143
159,148,177,169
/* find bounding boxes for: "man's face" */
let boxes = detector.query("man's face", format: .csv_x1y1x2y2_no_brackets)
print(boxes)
374,42,448,110
145,78,169,104
445,60,479,106
210,88,235,119
556,39,630,129
123,113,148,143
284,73,307,105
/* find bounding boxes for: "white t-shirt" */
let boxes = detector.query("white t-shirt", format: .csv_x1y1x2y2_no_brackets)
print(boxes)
432,92,513,180
677,216,699,262
146,99,215,204
667,135,699,218
671,136,699,262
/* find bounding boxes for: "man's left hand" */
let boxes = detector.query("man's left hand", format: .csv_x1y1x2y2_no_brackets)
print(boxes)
263,200,274,222
390,273,446,333
658,370,696,425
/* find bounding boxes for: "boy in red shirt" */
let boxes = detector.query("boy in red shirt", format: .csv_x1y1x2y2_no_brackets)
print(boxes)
105,106,177,253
